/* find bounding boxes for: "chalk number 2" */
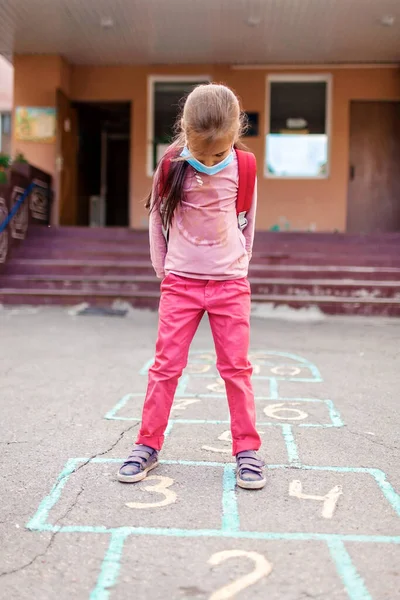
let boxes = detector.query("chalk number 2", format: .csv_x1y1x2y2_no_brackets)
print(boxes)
208,550,272,599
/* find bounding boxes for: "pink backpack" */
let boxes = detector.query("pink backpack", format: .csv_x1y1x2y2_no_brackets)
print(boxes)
158,148,257,237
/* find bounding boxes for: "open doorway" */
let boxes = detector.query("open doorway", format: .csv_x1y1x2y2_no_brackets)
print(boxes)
75,101,131,227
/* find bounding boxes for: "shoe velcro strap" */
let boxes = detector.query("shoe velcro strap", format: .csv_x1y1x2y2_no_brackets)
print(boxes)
238,463,263,473
237,451,259,460
123,451,151,465
131,450,152,459
237,456,263,467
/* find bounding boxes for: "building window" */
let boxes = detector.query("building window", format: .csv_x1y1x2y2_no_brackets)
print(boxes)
147,76,209,175
265,75,331,179
0,112,12,153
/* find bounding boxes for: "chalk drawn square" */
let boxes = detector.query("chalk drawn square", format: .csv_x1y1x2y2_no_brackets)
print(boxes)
255,397,343,427
294,428,392,468
252,363,318,381
271,377,333,400
344,542,400,600
27,458,224,532
236,466,400,536
248,350,322,382
139,351,322,380
0,531,112,600
162,422,288,464
167,395,340,425
114,537,348,600
105,392,343,429
165,396,341,427
105,392,230,422
105,392,147,421
184,374,273,398
139,350,220,379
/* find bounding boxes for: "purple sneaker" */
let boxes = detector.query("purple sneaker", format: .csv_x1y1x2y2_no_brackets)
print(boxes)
117,445,159,483
236,451,266,490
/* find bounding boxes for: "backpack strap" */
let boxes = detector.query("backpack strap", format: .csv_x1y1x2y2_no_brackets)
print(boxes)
235,149,257,231
157,150,176,242
158,151,174,198
158,148,257,241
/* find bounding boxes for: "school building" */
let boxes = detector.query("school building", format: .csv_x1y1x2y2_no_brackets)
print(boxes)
1,1,400,315
2,0,399,234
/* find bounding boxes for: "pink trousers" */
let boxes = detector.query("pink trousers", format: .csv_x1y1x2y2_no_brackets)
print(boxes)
136,273,261,455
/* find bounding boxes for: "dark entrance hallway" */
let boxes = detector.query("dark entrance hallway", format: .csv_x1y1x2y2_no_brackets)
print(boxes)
75,101,131,227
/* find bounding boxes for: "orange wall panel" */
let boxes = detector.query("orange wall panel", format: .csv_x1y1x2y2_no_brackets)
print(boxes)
12,55,71,176
12,56,400,231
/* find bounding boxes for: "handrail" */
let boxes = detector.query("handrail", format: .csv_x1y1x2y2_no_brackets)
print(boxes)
0,182,49,233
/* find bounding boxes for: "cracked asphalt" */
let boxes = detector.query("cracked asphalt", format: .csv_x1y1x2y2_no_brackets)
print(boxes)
0,305,399,600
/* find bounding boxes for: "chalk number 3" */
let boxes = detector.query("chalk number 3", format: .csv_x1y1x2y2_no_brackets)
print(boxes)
125,476,177,509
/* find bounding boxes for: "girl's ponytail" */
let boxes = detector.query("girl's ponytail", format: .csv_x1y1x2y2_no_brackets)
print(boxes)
146,83,246,229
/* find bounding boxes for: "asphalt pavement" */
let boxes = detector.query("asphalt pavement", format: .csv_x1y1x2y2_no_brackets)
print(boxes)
0,305,399,600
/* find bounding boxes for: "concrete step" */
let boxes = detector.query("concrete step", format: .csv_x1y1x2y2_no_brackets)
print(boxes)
1,274,400,299
1,287,399,316
0,288,161,310
0,274,161,293
25,228,400,254
12,247,400,265
21,232,400,248
3,258,155,276
21,236,400,255
3,227,399,316
4,259,400,280
28,226,400,242
8,248,400,267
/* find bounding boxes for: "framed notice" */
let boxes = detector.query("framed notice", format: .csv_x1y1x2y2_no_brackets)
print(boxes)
15,107,56,143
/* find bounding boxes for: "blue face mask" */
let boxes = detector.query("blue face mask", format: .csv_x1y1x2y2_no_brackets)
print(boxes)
180,146,234,176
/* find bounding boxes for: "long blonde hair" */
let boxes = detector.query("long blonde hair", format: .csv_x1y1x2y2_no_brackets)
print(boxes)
147,83,248,228
177,83,247,146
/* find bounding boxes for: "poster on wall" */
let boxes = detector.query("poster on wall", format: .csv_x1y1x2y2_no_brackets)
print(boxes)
15,107,56,143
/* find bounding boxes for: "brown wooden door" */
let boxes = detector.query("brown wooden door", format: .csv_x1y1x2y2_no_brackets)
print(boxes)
347,101,400,234
56,89,78,225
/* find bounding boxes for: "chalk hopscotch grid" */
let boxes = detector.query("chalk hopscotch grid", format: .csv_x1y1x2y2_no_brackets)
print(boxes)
105,350,343,468
104,395,344,428
106,350,343,432
27,459,400,600
27,458,400,536
26,351,400,600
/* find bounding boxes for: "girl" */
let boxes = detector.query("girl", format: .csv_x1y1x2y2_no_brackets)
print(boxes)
118,83,266,490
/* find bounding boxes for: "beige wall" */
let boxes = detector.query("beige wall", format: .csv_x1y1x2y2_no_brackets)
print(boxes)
12,56,400,231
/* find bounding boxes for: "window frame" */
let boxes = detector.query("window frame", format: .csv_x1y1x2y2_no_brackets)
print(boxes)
264,74,332,180
147,75,211,177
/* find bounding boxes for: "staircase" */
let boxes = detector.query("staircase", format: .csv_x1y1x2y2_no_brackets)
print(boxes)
1,226,400,316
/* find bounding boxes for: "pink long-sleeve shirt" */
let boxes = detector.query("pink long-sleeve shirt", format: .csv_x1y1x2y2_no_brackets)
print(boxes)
149,153,257,280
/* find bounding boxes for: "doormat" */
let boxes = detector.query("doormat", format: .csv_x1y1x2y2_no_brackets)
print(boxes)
77,305,128,317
